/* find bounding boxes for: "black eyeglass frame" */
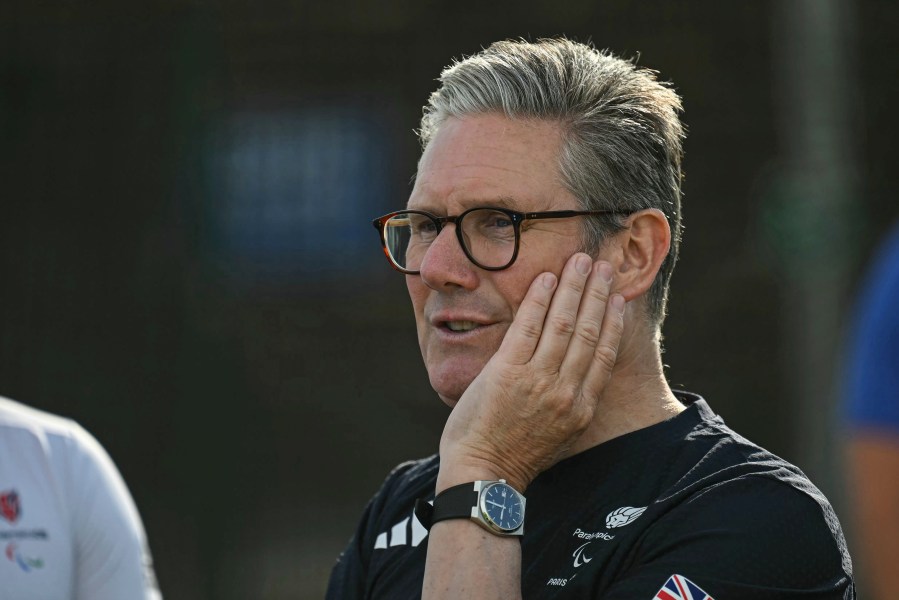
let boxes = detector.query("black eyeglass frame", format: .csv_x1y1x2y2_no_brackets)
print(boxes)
372,207,629,274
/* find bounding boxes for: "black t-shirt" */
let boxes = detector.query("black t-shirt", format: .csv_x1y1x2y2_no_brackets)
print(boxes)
327,393,854,599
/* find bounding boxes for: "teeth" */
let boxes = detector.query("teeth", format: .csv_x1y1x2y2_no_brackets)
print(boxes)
446,321,480,332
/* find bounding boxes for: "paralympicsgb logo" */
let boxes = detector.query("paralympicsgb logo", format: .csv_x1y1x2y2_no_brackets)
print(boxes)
605,506,646,529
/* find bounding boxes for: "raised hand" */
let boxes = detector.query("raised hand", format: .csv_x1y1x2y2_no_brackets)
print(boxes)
437,253,627,492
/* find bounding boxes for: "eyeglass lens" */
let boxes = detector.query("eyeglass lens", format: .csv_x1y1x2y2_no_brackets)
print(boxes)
383,209,517,271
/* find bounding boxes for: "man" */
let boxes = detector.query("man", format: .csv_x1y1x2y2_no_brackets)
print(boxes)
328,38,853,599
0,395,161,599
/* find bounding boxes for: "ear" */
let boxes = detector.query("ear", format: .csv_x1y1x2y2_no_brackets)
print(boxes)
607,209,671,302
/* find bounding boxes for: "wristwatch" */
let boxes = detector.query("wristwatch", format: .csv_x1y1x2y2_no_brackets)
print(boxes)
416,480,526,536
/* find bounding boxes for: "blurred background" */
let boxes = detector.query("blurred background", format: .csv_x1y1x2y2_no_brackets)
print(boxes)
1,0,896,597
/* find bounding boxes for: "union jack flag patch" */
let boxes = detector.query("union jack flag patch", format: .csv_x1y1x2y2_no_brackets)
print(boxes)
653,574,714,600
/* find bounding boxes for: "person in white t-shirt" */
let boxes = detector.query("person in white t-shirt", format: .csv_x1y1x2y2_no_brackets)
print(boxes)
0,395,161,599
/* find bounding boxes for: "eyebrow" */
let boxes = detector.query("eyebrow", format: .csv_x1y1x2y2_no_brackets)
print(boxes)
406,196,521,213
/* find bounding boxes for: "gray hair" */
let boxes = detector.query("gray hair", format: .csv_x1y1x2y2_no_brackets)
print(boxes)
418,38,685,327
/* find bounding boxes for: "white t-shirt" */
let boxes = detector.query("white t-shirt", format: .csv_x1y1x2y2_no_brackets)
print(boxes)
0,397,161,599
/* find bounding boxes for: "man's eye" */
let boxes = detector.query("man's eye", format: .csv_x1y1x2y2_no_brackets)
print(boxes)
410,219,439,237
486,216,513,228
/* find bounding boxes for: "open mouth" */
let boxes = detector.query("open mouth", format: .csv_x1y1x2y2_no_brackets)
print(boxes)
443,321,482,332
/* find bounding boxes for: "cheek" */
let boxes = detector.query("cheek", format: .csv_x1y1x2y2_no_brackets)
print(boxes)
506,285,529,319
493,266,551,318
504,243,578,309
406,277,430,330
406,274,425,301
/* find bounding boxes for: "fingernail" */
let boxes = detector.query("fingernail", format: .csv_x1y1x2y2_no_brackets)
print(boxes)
598,262,613,283
576,254,591,275
611,294,625,310
542,273,557,289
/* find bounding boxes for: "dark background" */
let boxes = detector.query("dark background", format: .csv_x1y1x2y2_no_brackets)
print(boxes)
2,1,896,598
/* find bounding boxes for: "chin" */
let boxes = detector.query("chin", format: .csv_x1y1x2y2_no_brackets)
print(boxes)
430,379,468,409
428,367,479,409
436,393,460,409
420,341,495,409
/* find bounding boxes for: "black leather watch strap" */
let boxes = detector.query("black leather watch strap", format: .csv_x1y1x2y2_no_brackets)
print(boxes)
413,497,434,530
432,482,479,525
414,482,478,531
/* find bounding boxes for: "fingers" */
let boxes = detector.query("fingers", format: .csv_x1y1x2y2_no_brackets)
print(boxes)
531,253,598,367
579,291,625,395
496,271,558,365
558,261,620,377
497,252,626,387
532,253,626,390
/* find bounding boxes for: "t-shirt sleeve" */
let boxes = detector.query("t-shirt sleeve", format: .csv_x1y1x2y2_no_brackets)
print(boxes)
845,226,899,432
67,426,161,600
326,461,421,600
326,493,379,600
601,475,854,599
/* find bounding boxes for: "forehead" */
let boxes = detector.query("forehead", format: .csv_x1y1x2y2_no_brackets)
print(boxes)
408,114,576,213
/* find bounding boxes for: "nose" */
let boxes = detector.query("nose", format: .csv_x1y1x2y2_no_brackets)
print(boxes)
417,224,480,291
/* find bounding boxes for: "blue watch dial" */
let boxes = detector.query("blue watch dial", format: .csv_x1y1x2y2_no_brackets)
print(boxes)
481,482,524,532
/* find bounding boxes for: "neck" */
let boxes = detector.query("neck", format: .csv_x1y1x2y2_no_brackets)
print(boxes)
564,316,684,458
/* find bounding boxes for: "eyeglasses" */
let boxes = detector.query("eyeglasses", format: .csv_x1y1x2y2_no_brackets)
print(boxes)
372,207,626,274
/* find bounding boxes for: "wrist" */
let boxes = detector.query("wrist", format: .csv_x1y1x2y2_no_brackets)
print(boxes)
422,479,526,537
436,456,528,494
